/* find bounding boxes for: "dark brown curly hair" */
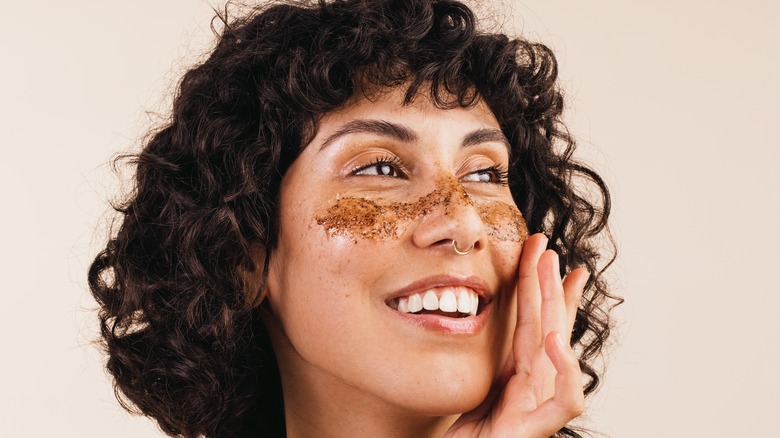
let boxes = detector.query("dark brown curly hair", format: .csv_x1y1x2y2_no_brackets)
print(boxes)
89,0,619,436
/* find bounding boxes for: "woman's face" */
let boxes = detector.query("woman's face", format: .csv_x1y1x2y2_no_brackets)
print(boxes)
264,86,528,416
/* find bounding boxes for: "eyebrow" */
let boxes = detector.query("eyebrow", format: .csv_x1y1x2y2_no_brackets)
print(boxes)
317,119,509,151
461,128,510,150
319,119,418,151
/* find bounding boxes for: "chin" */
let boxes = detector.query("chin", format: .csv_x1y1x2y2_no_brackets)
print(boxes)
394,380,492,417
378,353,500,417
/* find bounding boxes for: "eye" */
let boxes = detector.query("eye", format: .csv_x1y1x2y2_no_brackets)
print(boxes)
352,155,407,178
461,165,509,186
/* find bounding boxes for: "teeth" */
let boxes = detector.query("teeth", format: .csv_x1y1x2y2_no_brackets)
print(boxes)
422,290,439,310
457,289,471,314
391,287,481,317
439,289,457,312
397,297,408,313
408,293,423,313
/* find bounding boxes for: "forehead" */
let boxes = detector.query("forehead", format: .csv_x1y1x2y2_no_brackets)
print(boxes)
346,84,496,121
310,85,504,148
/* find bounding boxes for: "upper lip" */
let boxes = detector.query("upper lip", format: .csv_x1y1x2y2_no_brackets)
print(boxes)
384,274,493,303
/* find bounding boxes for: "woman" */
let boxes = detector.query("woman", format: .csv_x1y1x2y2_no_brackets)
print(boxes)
89,0,618,436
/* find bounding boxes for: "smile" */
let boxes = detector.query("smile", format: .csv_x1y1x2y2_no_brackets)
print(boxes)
388,286,481,318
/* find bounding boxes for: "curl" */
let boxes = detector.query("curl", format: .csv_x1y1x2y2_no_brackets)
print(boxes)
89,1,620,436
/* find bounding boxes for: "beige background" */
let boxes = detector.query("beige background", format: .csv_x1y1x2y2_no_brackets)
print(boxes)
1,1,777,437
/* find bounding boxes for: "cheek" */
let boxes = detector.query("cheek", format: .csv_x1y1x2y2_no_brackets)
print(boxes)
270,226,350,317
491,240,522,286
477,200,529,244
268,207,388,348
478,200,527,282
485,216,524,356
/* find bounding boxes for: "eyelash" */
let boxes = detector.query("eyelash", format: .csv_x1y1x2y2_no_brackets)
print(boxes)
351,155,408,178
351,156,509,186
476,165,510,186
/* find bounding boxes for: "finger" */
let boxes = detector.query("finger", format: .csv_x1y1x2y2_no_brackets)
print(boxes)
514,233,548,371
522,332,585,437
497,346,516,388
538,250,567,343
562,267,589,343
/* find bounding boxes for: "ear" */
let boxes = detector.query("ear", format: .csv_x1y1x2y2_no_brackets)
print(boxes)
239,241,268,308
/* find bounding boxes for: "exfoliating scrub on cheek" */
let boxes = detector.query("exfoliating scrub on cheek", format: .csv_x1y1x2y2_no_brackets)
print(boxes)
315,174,529,243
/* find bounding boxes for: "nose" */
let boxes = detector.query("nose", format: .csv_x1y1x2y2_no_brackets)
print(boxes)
410,176,488,255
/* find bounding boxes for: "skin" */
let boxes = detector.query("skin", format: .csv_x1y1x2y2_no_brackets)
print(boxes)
261,86,587,437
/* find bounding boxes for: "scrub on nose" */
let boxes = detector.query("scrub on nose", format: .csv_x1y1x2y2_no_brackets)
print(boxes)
315,174,529,243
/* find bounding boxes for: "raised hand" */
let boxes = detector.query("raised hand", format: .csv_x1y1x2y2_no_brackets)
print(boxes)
445,233,589,438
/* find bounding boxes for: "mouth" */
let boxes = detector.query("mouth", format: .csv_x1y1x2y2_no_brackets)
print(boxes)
387,286,485,318
383,275,494,335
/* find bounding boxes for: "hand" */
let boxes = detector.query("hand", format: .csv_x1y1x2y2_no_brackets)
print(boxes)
445,233,589,438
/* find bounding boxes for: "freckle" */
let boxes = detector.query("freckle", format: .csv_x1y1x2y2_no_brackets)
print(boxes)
478,201,529,243
314,173,528,243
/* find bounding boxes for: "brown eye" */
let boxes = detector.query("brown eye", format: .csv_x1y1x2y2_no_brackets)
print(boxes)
462,171,492,183
461,166,509,185
355,163,399,177
378,164,398,176
352,156,407,178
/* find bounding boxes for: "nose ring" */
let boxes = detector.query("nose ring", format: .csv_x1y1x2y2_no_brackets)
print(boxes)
452,240,474,255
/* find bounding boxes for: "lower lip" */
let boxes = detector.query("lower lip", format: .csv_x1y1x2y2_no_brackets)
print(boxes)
387,302,491,335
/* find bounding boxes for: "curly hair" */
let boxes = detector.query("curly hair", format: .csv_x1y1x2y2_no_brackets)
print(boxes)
89,0,620,436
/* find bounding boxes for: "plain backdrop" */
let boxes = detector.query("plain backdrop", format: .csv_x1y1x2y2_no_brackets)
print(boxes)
1,1,777,437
